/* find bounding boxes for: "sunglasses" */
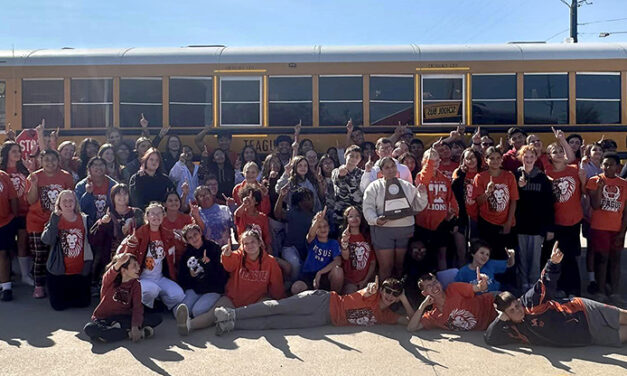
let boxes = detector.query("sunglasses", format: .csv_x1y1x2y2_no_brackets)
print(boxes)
481,142,494,146
383,287,402,297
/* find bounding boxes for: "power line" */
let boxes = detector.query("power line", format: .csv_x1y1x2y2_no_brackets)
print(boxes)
545,28,570,42
579,17,627,26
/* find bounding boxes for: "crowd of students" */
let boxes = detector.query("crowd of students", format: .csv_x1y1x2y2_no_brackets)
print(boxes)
0,116,626,348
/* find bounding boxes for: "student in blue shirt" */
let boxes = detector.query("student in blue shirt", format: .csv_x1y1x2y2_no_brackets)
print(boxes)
291,206,344,295
455,239,515,293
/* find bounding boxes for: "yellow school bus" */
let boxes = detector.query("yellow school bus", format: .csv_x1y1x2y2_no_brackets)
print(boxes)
1,43,626,153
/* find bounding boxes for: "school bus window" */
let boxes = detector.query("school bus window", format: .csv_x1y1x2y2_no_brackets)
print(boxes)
524,74,568,124
576,73,620,124
169,77,213,127
319,76,362,126
370,75,414,126
71,78,113,128
472,74,516,125
22,79,64,129
269,76,312,126
120,78,162,128
0,81,5,129
422,76,463,124
220,77,261,126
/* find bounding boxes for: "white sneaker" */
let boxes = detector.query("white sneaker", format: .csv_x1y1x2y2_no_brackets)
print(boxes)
21,275,34,287
215,319,235,336
214,306,236,323
175,304,190,336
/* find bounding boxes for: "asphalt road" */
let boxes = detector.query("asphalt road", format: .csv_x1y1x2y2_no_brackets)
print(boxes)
1,246,626,376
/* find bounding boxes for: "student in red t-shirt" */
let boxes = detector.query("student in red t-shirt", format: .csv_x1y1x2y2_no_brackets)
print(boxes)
585,152,627,304
40,190,92,310
234,186,272,254
544,142,587,297
26,149,75,298
162,191,196,267
0,141,33,287
434,141,459,181
84,253,162,343
407,270,496,332
210,276,414,336
473,147,519,260
232,162,271,215
415,146,459,270
340,206,376,294
221,229,284,308
0,169,18,301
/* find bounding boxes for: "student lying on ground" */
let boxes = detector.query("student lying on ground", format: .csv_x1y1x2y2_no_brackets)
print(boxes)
407,268,496,332
484,241,627,347
194,276,414,336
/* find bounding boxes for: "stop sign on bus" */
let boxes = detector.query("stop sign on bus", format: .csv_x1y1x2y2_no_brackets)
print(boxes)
15,129,39,160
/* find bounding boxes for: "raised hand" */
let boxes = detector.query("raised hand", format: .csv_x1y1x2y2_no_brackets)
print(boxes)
475,267,489,292
202,145,209,158
497,137,505,152
5,122,15,140
115,252,131,269
181,180,190,197
101,208,111,224
269,170,278,179
202,249,210,263
158,126,170,138
294,120,302,137
128,225,138,244
234,156,242,171
27,172,38,187
242,191,254,208
140,114,148,128
222,193,235,207
23,157,36,172
190,203,200,217
365,275,379,296
419,295,434,311
340,227,350,248
486,176,495,195
279,183,290,197
346,118,353,134
222,233,234,255
518,173,527,188
552,126,565,141
365,155,374,173
471,126,481,144
550,241,563,264
338,164,348,177
122,218,134,235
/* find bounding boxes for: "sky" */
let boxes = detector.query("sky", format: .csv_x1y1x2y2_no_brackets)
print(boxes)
1,0,626,50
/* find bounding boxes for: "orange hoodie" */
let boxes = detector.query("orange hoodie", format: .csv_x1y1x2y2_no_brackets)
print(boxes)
222,249,285,307
117,224,178,282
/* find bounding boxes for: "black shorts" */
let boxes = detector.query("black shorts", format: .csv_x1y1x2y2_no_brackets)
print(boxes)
415,220,454,249
0,217,19,251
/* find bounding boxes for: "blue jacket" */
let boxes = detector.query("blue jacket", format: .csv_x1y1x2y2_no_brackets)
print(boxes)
75,176,118,228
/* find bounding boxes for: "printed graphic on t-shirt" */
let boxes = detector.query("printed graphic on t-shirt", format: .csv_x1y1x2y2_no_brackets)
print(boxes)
601,185,623,212
112,287,131,305
60,229,83,258
428,182,448,211
10,173,25,196
187,256,205,277
312,243,333,263
346,308,377,326
446,308,478,331
488,184,509,212
145,240,165,271
349,242,370,271
465,182,475,205
94,194,108,218
552,176,576,203
239,269,268,282
40,184,64,211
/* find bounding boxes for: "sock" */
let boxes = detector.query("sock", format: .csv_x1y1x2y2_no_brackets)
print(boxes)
588,272,595,282
1,282,11,290
18,257,33,277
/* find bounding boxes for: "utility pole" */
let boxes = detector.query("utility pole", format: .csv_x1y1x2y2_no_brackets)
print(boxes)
561,0,591,43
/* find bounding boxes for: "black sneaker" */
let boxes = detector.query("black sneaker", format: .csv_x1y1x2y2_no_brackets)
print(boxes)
0,289,12,302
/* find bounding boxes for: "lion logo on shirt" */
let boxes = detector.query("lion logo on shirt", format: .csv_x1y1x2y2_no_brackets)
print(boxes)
553,176,575,203
488,184,509,212
465,182,475,205
60,229,83,258
40,184,63,211
346,308,377,326
601,185,622,212
112,287,131,305
10,175,25,196
446,308,477,331
349,242,369,270
94,194,107,218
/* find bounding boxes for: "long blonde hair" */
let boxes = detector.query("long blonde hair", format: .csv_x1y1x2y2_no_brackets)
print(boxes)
54,190,81,216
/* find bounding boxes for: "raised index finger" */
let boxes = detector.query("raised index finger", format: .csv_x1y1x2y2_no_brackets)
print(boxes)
374,275,379,288
476,266,481,280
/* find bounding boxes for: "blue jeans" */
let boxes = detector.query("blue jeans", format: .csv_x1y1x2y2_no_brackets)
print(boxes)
281,246,302,282
180,289,222,317
517,234,543,289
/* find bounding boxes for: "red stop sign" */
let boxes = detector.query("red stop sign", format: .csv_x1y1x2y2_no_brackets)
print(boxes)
16,129,39,160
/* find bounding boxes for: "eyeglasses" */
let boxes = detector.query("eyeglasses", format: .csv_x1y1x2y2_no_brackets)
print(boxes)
481,142,494,146
383,287,402,297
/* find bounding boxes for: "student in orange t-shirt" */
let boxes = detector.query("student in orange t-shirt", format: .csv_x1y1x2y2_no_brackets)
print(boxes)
162,191,196,267
206,276,414,336
473,147,519,260
234,186,272,254
0,169,18,301
407,270,496,332
415,146,459,270
340,206,376,294
544,142,587,296
585,152,627,303
1,141,33,287
25,149,75,298
221,229,284,308
40,190,92,310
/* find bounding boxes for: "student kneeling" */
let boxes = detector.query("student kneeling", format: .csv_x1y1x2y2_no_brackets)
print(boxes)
485,242,627,347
